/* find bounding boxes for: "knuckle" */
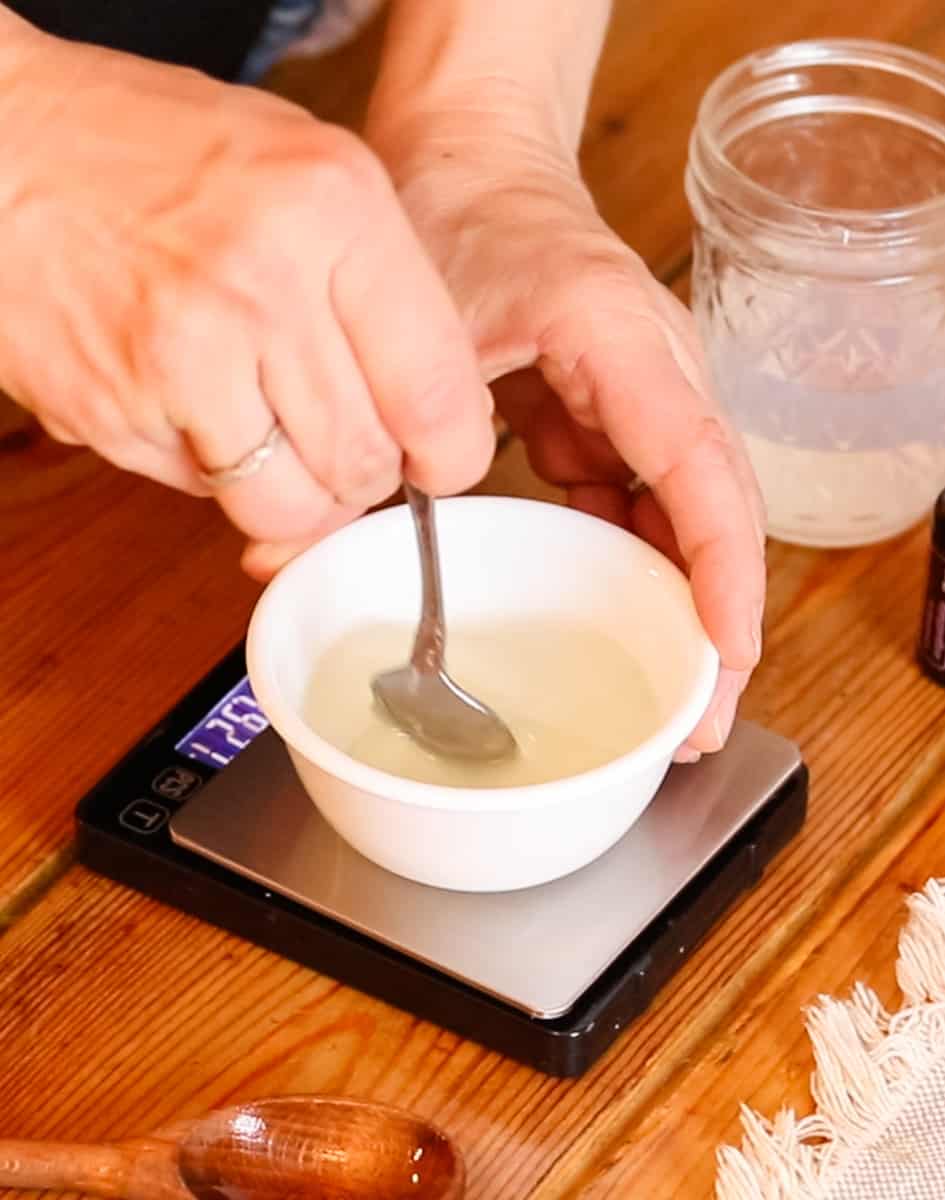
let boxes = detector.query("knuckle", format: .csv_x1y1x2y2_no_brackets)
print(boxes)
554,241,646,307
405,380,456,437
328,426,402,506
144,274,192,344
647,414,738,502
694,414,736,456
142,316,184,382
36,411,82,445
100,436,149,475
143,282,229,381
298,126,390,209
657,415,737,489
39,372,119,449
137,291,243,436
236,128,391,261
322,124,384,175
544,350,601,430
397,359,478,440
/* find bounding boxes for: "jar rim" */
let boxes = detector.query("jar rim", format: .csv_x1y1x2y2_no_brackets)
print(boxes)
691,38,945,246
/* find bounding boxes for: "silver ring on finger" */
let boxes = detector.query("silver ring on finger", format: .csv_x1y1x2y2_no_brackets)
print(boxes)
196,421,286,489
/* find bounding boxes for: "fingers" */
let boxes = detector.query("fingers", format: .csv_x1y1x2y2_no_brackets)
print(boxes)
95,433,210,496
565,482,637,529
496,371,758,762
190,406,342,547
240,505,362,580
260,321,403,512
165,323,347,545
12,97,496,546
187,194,497,541
330,192,496,496
29,382,211,495
675,666,752,760
566,482,754,759
566,483,685,569
549,312,765,678
642,288,768,552
494,369,632,489
242,539,312,582
495,362,762,738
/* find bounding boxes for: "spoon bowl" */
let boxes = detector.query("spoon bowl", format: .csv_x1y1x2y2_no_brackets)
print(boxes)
371,665,517,762
180,1097,462,1200
0,1095,464,1200
371,483,516,763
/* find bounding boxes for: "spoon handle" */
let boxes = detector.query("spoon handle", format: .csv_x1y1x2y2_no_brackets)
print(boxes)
404,482,446,675
0,1141,130,1196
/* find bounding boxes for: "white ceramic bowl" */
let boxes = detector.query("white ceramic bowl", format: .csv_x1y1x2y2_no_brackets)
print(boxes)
247,496,718,893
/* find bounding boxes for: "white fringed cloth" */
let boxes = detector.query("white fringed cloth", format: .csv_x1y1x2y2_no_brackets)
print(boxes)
717,879,945,1199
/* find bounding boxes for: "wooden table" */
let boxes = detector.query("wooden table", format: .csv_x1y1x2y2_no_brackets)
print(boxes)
4,4,945,1197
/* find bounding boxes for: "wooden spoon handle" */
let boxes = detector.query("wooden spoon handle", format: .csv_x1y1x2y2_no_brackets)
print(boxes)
0,1142,129,1196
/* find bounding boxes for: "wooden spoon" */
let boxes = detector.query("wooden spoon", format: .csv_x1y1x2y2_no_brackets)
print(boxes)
0,1095,464,1200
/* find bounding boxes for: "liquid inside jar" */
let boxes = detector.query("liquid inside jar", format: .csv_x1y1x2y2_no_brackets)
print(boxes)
689,55,945,547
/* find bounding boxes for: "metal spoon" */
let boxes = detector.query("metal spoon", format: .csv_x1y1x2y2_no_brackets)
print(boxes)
371,483,517,762
0,1094,463,1200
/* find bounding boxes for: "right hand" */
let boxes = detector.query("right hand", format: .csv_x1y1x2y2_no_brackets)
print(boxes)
0,14,495,576
367,105,766,758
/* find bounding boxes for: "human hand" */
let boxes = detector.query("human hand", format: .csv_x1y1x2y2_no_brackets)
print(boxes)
367,110,766,757
0,16,495,578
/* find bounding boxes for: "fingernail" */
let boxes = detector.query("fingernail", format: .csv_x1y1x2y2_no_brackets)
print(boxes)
751,601,764,664
710,700,737,750
749,499,767,552
674,746,702,764
707,679,740,751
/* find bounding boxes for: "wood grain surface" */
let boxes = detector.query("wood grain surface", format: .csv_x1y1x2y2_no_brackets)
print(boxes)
0,398,261,921
4,2,945,1198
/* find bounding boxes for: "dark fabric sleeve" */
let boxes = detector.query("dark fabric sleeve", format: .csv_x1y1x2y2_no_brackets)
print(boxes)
5,0,274,80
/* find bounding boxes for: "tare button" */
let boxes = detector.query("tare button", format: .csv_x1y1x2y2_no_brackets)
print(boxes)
119,799,170,835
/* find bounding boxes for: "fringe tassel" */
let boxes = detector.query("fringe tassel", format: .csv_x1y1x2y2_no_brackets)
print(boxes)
715,877,945,1200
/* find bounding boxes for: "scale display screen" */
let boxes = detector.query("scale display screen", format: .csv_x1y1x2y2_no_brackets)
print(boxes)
175,675,269,770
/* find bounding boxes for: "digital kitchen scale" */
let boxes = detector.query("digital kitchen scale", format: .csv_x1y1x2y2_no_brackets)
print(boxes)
76,644,807,1077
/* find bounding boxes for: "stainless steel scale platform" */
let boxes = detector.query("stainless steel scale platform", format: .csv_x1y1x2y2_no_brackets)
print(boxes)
76,644,807,1076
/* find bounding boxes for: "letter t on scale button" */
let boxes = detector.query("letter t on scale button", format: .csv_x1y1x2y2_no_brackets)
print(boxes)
119,799,170,835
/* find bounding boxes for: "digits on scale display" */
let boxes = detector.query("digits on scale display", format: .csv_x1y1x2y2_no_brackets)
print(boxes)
175,676,269,770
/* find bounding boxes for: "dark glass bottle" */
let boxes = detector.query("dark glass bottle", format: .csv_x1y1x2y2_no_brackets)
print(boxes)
918,492,945,684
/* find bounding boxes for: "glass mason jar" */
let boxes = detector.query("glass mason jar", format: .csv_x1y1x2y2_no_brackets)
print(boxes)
686,39,945,547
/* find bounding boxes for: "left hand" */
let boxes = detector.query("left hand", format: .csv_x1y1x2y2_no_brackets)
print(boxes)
367,111,766,758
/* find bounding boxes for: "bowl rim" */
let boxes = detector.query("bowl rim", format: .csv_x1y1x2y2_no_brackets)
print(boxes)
246,496,720,812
